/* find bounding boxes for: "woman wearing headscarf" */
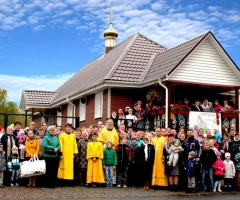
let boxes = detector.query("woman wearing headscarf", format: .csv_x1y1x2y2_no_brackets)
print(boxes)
43,126,60,189
1,126,18,185
139,136,155,190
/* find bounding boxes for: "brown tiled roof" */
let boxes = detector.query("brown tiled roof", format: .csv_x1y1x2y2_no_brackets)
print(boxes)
24,90,56,104
107,34,166,82
144,31,210,82
51,33,167,104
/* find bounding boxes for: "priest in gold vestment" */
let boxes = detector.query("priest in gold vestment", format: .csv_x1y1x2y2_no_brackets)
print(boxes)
152,127,168,187
58,124,78,180
98,119,119,147
86,132,105,185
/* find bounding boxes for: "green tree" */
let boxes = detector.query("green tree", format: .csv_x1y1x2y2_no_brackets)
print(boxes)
0,88,26,126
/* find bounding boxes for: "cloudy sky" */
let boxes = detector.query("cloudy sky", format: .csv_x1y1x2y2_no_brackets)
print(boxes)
1,0,240,106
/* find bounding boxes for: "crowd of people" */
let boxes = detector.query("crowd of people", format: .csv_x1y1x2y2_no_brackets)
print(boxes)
0,98,239,194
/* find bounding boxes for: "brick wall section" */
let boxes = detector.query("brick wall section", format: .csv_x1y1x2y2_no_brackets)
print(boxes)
111,88,142,112
59,88,147,128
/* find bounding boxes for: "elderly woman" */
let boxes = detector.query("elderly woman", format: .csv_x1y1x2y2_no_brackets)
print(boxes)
76,131,91,186
1,126,18,159
25,130,40,187
1,126,18,185
43,126,60,189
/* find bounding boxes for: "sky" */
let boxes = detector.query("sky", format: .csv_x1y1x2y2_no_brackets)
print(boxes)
0,0,240,106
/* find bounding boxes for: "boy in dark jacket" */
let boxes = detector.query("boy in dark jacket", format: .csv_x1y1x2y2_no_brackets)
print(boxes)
200,140,217,192
102,141,117,187
8,145,21,187
115,138,132,188
185,151,200,193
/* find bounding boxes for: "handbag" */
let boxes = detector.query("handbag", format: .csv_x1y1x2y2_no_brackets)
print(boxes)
44,148,55,155
20,156,46,178
32,155,46,175
20,158,34,178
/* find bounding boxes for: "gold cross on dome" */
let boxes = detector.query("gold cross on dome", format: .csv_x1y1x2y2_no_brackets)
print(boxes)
108,7,114,24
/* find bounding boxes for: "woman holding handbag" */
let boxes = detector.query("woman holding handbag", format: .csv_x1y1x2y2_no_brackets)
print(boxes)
43,126,60,189
25,130,40,187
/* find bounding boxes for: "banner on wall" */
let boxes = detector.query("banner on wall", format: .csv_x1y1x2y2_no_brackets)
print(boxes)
189,111,221,134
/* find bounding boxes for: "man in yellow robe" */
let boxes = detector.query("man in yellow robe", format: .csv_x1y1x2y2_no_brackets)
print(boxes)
58,123,78,180
98,119,119,147
86,132,105,187
152,127,168,187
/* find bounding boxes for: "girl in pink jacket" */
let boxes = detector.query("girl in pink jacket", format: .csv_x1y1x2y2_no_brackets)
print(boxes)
212,151,225,192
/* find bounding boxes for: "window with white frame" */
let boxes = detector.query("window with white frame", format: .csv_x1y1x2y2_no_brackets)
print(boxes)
67,103,73,124
57,110,62,126
95,91,103,118
79,99,86,121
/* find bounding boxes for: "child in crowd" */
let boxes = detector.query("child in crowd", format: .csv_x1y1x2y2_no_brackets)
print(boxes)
0,143,6,188
115,138,132,188
212,151,225,192
185,151,200,193
209,139,218,154
234,149,240,191
200,140,217,193
0,126,4,139
166,139,183,167
223,152,236,192
8,145,21,187
212,137,219,150
17,129,27,160
102,141,117,188
86,132,105,188
213,129,222,145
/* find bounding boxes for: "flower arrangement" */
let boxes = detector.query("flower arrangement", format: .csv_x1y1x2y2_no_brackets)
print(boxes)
146,89,162,104
170,104,190,115
222,107,240,118
150,105,166,116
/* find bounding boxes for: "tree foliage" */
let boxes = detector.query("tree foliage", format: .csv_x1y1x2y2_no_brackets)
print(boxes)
0,88,26,126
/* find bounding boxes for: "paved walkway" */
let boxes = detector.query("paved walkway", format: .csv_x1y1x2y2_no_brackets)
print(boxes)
0,186,239,200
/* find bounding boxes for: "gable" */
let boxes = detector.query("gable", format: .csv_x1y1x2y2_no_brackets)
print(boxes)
144,32,208,82
168,37,240,86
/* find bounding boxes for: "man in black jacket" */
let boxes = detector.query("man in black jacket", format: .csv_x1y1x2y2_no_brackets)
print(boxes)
191,99,203,112
182,129,201,161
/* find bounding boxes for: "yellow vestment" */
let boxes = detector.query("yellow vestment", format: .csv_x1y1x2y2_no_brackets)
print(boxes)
57,132,78,180
86,141,105,184
151,136,168,186
98,127,119,147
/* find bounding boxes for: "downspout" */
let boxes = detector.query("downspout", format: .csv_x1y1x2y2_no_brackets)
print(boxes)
67,97,76,127
158,77,168,128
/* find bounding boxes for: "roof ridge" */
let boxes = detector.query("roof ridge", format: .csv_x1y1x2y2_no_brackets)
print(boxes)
24,90,55,93
104,33,139,80
137,32,168,50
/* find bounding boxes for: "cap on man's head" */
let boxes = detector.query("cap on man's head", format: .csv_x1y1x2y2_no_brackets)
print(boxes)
235,132,239,136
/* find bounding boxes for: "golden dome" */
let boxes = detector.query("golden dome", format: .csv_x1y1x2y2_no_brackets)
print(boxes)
103,23,118,38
